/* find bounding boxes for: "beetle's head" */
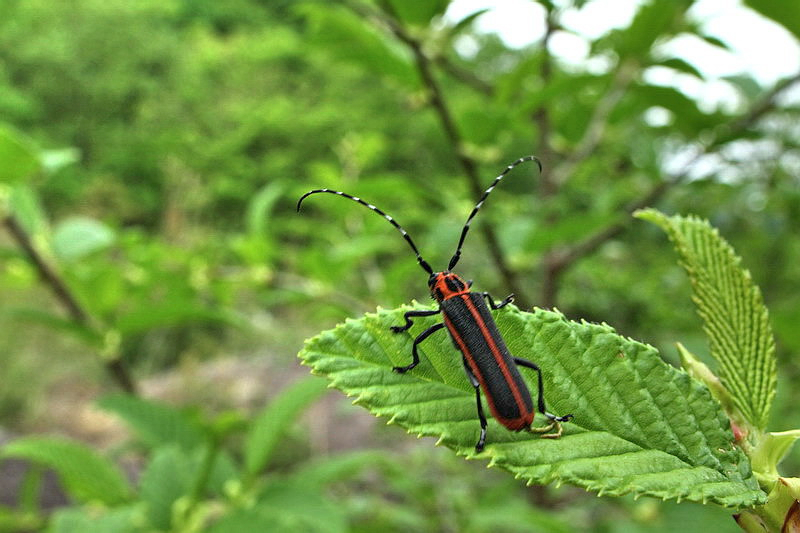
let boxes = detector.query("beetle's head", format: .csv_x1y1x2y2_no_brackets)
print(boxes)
428,271,471,303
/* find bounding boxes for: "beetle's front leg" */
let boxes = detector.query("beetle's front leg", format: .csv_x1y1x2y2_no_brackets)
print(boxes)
393,322,445,373
390,309,440,333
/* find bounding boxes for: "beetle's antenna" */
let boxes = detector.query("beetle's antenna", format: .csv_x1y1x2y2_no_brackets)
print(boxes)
297,189,434,275
447,156,542,271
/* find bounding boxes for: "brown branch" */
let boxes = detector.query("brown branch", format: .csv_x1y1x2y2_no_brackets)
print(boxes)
368,1,530,307
543,70,800,288
3,214,136,393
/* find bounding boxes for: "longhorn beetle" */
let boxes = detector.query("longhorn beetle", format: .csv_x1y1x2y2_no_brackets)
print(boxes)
297,156,573,451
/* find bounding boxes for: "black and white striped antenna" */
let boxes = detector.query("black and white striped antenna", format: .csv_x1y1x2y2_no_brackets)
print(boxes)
447,155,541,271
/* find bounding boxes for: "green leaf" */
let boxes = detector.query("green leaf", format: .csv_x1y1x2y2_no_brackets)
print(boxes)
7,185,48,239
207,480,347,533
292,450,391,486
609,0,690,58
630,84,713,134
138,445,193,530
47,506,141,533
0,125,40,184
657,57,704,79
299,305,765,508
52,217,116,262
1,437,131,505
636,209,777,432
385,0,449,25
244,377,328,477
40,147,80,173
298,4,416,85
743,0,800,41
723,75,763,102
97,394,206,452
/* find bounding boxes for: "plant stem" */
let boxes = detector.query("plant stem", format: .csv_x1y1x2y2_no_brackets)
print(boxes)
3,214,137,393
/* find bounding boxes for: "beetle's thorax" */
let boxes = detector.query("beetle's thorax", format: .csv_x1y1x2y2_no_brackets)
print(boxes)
428,271,470,302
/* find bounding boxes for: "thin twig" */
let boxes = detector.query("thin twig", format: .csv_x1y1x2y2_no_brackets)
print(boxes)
547,59,639,188
3,215,137,393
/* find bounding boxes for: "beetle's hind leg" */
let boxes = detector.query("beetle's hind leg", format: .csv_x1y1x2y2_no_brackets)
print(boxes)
462,356,488,452
513,356,573,438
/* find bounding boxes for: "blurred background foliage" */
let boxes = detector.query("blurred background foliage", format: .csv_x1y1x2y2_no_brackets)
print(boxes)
0,0,798,530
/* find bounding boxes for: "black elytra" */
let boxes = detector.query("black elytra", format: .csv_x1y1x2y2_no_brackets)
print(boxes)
297,156,573,451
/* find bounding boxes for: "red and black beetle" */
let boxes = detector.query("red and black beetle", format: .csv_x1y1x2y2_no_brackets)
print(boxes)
297,156,572,451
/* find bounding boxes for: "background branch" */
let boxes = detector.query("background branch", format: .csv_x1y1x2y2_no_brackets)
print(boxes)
540,71,800,300
3,214,137,394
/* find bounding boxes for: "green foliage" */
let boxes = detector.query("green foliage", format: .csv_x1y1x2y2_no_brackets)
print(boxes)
0,0,799,531
244,376,328,477
51,217,116,263
0,125,40,184
96,395,206,451
0,438,132,506
0,379,360,531
636,209,777,432
300,304,764,508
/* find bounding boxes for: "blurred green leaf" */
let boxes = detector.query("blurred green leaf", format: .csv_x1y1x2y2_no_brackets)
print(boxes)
40,147,80,173
207,482,347,533
630,84,714,134
292,450,391,486
7,185,48,238
246,181,285,237
52,217,116,262
0,125,40,184
637,209,777,432
113,302,237,336
47,506,140,533
244,377,328,477
723,75,763,102
97,394,206,452
698,33,731,50
300,305,765,508
1,437,131,505
657,57,704,79
385,0,449,26
609,0,690,58
138,445,193,530
298,3,417,85
447,8,489,39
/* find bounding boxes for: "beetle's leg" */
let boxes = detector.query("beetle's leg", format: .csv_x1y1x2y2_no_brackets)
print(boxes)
462,356,488,452
514,357,573,438
390,309,440,333
393,322,445,373
480,292,514,310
